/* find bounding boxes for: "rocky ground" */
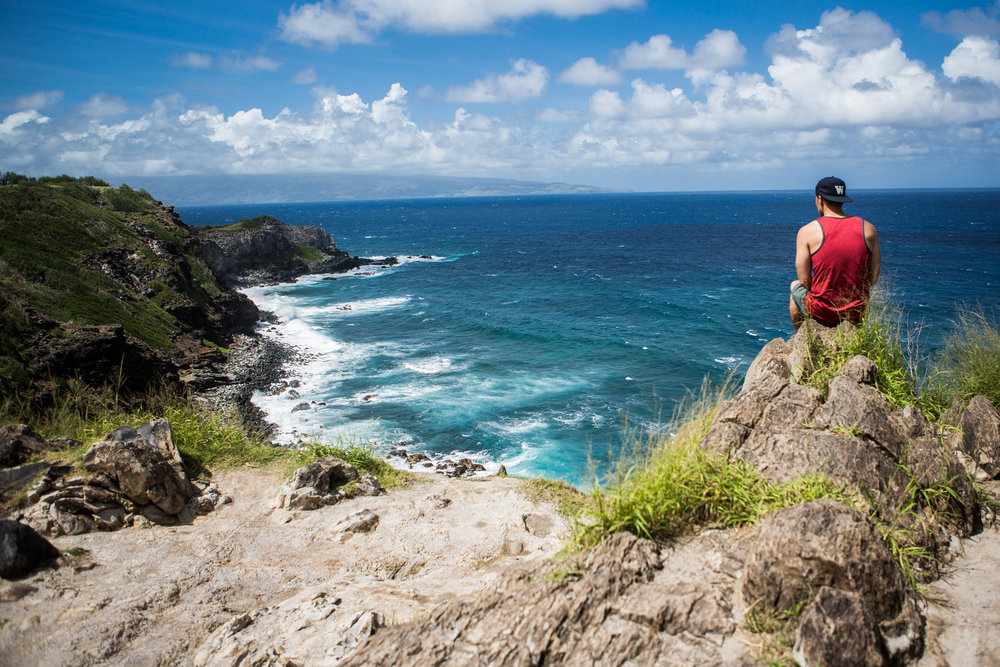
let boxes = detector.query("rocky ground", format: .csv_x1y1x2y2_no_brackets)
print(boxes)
2,465,996,666
0,469,571,665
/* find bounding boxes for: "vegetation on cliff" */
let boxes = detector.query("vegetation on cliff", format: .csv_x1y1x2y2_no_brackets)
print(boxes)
0,176,233,394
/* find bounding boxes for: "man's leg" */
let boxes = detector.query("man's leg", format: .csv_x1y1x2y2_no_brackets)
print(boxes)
789,280,806,331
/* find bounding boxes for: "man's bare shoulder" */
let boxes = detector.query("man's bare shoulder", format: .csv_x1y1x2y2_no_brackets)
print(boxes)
797,219,823,237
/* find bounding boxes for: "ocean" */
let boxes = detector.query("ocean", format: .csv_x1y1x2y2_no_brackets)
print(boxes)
179,189,1000,486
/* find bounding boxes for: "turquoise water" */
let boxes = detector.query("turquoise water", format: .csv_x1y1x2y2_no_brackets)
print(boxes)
180,190,1000,485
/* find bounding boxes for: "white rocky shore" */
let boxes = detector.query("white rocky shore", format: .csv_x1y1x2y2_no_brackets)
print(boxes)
0,469,571,665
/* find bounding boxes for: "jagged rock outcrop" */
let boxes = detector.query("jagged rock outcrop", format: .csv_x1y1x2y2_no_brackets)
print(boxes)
274,456,384,511
702,325,979,572
341,325,991,666
22,420,229,536
943,395,1000,480
196,215,397,288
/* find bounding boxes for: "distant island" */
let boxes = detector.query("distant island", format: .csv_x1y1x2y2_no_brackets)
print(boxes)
121,172,628,206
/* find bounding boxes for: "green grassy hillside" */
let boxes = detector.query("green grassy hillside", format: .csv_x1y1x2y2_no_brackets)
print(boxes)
0,178,227,390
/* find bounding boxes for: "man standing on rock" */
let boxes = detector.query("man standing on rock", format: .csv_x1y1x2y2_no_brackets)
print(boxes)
789,176,881,330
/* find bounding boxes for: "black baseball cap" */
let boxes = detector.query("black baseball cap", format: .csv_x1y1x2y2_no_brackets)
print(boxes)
815,176,853,203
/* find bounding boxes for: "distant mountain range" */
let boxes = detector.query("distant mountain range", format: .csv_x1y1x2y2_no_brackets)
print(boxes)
122,173,626,206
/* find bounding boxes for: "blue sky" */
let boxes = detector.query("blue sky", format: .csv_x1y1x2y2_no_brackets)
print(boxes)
2,0,999,194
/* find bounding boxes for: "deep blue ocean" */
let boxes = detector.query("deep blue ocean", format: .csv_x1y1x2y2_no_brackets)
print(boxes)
179,189,1000,486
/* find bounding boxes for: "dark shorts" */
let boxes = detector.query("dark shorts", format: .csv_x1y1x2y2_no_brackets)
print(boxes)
791,282,809,316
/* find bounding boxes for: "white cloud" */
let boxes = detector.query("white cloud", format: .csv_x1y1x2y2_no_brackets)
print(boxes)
589,89,625,118
219,54,282,72
293,67,319,84
79,93,129,119
689,29,746,70
0,110,50,137
619,34,687,70
10,90,64,111
445,59,549,103
619,30,745,75
557,57,621,86
279,0,643,48
537,107,584,123
2,10,999,185
942,36,1000,85
171,52,213,69
923,2,1000,37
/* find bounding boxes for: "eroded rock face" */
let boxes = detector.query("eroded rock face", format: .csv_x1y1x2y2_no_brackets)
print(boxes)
341,530,757,666
23,420,227,536
945,396,1000,480
703,327,980,567
82,420,193,514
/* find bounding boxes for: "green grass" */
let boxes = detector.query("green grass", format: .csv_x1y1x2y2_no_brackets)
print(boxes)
799,291,938,413
294,243,324,262
573,383,852,550
933,308,1000,408
519,478,591,518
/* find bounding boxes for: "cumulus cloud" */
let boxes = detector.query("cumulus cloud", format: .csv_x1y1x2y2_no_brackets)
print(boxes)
923,2,1000,37
79,93,129,119
619,30,745,74
445,59,549,103
943,36,1000,84
2,9,1000,183
171,52,213,69
9,90,64,111
619,34,687,70
557,57,621,86
279,0,643,48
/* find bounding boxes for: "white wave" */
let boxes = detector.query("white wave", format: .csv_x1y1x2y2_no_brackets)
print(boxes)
403,356,455,374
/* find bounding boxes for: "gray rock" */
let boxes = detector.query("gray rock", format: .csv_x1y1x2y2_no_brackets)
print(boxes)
743,499,923,663
275,456,359,510
0,519,60,579
950,396,1000,479
337,509,380,535
841,354,878,385
813,374,909,459
82,420,194,514
793,586,887,667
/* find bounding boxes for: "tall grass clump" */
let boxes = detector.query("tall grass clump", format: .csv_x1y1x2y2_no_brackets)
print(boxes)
799,289,949,418
932,308,1000,408
573,381,850,549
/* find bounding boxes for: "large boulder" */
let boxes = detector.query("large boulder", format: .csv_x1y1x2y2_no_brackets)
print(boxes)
82,420,193,514
0,519,60,579
24,420,227,536
743,499,924,665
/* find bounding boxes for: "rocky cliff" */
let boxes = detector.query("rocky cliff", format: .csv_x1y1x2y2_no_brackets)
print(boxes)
0,182,384,401
196,215,396,288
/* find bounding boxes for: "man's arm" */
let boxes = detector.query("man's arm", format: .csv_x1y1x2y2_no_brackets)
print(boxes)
795,223,815,289
864,221,881,286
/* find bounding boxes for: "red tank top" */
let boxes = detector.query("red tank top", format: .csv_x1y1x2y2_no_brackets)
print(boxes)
804,216,872,326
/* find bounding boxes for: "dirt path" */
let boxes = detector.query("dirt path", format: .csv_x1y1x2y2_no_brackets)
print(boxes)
918,526,1000,667
0,469,571,666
